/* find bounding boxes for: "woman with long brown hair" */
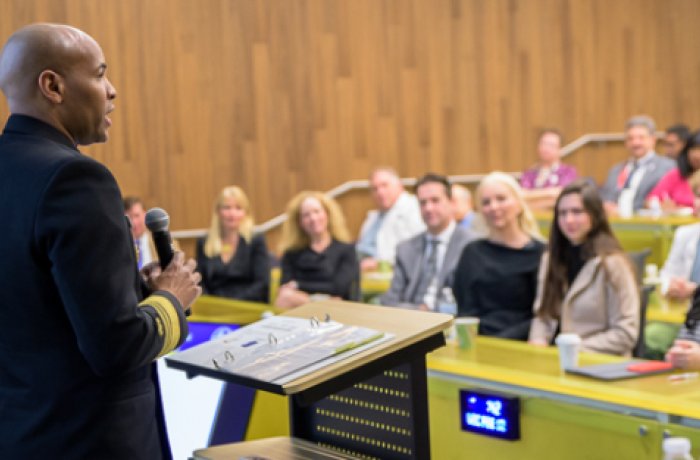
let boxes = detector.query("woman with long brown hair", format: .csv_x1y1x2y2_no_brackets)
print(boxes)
529,180,639,355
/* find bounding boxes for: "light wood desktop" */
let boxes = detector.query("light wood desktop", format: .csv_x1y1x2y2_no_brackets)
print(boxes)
169,301,453,460
271,301,451,395
193,436,357,460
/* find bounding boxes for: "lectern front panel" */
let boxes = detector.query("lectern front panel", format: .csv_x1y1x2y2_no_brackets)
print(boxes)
292,361,427,459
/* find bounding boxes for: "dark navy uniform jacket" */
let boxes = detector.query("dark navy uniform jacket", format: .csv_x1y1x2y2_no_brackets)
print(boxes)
0,115,188,459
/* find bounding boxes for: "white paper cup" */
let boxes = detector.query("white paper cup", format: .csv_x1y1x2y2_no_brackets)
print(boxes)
455,317,479,350
554,333,581,371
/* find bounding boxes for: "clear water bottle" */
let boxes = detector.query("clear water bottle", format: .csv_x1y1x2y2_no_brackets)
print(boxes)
663,437,693,460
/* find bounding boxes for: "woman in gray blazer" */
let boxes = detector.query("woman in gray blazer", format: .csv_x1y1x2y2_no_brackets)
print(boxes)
529,180,640,356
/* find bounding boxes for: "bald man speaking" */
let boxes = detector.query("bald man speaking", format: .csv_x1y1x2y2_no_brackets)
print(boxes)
0,24,201,459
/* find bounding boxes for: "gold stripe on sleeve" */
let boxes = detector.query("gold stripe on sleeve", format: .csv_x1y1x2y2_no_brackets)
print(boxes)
139,294,181,357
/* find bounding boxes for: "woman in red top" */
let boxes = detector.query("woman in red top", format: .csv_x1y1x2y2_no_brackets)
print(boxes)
647,130,700,211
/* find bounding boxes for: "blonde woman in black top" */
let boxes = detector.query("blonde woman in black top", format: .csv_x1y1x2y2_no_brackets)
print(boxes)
196,186,270,302
276,191,359,309
453,172,545,340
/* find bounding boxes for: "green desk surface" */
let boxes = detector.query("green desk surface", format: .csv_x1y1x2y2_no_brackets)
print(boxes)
536,213,696,267
428,337,700,420
188,295,275,325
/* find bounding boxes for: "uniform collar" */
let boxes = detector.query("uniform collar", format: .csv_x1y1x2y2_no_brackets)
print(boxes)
3,114,77,150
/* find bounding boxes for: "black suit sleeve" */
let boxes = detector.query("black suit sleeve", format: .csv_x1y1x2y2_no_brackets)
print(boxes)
37,158,187,377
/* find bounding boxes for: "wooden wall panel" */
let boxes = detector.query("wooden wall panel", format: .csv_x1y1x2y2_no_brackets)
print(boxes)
1,0,700,254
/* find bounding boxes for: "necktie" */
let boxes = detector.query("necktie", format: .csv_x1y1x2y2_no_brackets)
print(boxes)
412,239,440,305
618,161,638,190
135,237,143,269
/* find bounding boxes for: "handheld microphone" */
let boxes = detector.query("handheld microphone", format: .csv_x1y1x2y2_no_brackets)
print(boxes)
145,207,191,316
145,207,174,269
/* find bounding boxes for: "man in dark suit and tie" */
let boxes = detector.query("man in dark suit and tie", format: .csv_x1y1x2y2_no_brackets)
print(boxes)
0,24,201,459
600,115,675,214
380,173,475,311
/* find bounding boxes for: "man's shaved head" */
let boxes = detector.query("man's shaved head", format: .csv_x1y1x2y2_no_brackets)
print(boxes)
0,23,116,145
0,23,93,107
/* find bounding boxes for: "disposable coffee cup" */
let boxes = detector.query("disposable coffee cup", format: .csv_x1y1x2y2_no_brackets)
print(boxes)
455,317,479,350
554,333,581,371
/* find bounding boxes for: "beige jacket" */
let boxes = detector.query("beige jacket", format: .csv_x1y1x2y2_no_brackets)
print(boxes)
529,252,640,356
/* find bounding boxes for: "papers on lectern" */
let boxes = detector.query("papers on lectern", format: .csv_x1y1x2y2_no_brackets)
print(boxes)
169,315,390,384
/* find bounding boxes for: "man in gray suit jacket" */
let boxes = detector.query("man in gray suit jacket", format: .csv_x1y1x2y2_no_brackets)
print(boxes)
380,173,475,311
600,115,675,213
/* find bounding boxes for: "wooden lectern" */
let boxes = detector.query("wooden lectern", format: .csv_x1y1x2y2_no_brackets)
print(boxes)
166,301,452,460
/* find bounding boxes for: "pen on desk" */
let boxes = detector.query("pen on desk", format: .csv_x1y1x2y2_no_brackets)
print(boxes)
668,372,699,382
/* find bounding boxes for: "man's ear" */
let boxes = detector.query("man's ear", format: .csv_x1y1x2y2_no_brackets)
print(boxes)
37,70,64,103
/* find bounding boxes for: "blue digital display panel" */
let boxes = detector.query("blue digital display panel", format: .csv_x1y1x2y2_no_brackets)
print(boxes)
178,321,240,352
459,389,520,440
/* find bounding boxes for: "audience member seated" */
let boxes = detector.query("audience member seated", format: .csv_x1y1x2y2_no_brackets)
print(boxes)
451,184,476,230
666,339,700,369
644,171,700,358
124,196,155,269
520,129,578,210
529,180,640,356
661,123,690,159
380,174,475,311
600,115,675,214
453,172,545,340
276,191,360,309
666,287,700,368
659,170,700,301
356,167,425,271
646,130,700,211
196,186,270,302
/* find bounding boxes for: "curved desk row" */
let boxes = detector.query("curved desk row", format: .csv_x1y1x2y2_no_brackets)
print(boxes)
428,337,700,460
536,213,696,267
175,297,700,459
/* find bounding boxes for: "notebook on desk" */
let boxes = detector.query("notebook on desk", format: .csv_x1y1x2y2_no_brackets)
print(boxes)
566,360,674,381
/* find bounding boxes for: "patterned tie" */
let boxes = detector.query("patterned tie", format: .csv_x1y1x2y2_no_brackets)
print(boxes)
412,239,440,305
135,237,143,269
